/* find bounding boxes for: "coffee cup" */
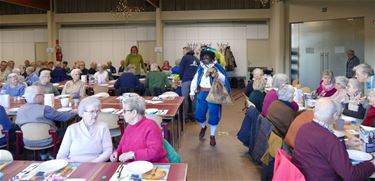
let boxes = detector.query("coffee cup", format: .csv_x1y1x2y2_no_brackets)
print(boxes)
60,98,70,107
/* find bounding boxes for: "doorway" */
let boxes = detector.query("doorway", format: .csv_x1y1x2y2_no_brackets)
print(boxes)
138,40,156,64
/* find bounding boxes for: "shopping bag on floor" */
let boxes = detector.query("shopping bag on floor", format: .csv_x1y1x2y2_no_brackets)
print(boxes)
206,77,232,105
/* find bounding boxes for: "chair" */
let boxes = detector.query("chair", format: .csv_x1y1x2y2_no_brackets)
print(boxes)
93,85,109,94
97,113,122,137
272,149,305,181
0,149,13,161
0,125,10,150
163,139,180,163
16,123,59,160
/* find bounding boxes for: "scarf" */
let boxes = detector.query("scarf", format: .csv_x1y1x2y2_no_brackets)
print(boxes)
363,106,375,127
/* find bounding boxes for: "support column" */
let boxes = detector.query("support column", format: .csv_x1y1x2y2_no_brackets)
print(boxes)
155,8,163,65
270,1,286,74
47,10,54,61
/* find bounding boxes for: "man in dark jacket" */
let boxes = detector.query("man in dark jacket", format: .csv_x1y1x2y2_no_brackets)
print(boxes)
179,47,199,120
346,49,360,78
51,62,68,83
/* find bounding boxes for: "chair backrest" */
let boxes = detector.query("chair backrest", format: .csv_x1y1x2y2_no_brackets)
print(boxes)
163,139,181,163
145,114,162,129
273,149,306,181
0,125,4,139
93,85,109,94
0,149,13,161
97,113,120,130
20,123,51,141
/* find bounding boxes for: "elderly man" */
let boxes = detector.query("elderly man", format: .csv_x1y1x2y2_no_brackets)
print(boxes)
346,49,360,78
33,69,60,95
25,66,39,85
16,86,77,147
78,61,88,75
292,98,375,180
51,61,68,83
114,64,143,95
107,60,116,74
0,61,11,82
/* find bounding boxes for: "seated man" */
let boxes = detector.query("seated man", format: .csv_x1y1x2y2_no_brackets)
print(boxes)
33,69,60,95
145,63,170,96
51,61,68,83
114,64,143,95
292,98,375,180
15,86,77,147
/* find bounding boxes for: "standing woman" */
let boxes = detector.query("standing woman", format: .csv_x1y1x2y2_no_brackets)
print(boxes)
125,46,146,78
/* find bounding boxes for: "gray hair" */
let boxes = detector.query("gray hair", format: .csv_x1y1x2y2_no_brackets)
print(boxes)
314,98,338,122
272,73,289,89
78,97,101,117
348,78,363,92
7,73,19,81
122,93,145,115
150,63,159,71
24,86,41,103
252,68,264,78
277,84,295,101
353,64,374,76
322,70,334,79
12,68,21,74
335,76,348,88
70,68,81,75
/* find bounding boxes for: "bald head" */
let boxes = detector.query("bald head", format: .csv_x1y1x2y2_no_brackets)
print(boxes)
314,98,341,123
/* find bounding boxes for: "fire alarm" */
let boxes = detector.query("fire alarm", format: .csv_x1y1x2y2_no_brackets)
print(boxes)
322,7,327,12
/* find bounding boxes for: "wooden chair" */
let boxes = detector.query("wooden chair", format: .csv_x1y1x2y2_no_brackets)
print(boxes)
97,113,122,137
16,123,59,160
0,149,13,161
93,85,109,94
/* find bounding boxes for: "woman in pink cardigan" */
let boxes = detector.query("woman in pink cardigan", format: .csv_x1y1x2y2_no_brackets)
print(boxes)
110,93,168,163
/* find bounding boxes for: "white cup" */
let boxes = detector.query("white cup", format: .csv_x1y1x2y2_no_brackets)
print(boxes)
60,98,69,107
81,75,87,82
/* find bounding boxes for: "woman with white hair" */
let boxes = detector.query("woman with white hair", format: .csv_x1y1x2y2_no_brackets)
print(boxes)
145,63,170,96
292,98,375,180
261,73,298,116
94,64,109,84
248,77,266,112
363,89,375,127
62,69,85,97
267,84,297,137
342,78,366,119
353,63,375,94
1,73,26,96
110,93,168,163
244,68,264,97
57,97,112,162
316,70,337,97
32,69,59,95
330,76,349,103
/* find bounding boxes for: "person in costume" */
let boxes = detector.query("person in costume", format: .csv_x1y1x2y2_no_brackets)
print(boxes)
190,47,231,146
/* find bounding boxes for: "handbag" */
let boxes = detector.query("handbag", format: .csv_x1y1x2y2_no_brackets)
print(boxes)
205,77,232,105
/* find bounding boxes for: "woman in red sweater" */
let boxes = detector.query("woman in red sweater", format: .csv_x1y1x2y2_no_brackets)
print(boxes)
110,93,168,163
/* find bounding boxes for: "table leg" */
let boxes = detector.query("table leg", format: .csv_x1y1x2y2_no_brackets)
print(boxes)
171,117,175,148
177,106,181,148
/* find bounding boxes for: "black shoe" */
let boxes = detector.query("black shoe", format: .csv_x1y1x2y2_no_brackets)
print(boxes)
210,136,216,146
199,126,207,139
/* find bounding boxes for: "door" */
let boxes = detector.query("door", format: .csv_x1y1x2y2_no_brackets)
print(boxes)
138,41,156,64
35,42,48,62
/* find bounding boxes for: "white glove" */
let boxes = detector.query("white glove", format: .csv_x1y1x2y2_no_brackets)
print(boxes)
119,151,135,162
110,152,118,162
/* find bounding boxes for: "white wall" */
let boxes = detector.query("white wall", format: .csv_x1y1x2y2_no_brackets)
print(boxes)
163,23,268,77
0,28,47,66
59,25,155,67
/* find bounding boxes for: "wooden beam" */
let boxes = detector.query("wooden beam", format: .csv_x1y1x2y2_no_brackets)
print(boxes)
146,0,159,8
0,0,50,10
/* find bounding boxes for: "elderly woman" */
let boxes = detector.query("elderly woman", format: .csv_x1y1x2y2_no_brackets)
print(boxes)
1,73,26,96
248,77,266,112
94,64,109,84
25,66,39,85
330,76,349,103
114,64,143,94
32,69,59,95
145,63,170,96
57,97,112,162
110,93,168,163
267,84,297,137
261,73,298,117
244,68,264,97
292,98,375,180
15,86,76,147
363,89,375,127
316,70,337,97
353,63,375,94
62,69,85,97
342,78,366,119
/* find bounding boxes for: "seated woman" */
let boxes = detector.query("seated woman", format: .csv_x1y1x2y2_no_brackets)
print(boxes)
33,69,60,95
292,98,375,180
161,60,172,71
61,69,85,98
342,78,366,119
267,84,297,137
110,93,168,163
244,68,264,97
330,76,348,103
56,97,112,162
363,89,375,127
94,64,109,84
262,73,298,117
316,70,336,97
145,63,170,96
114,64,143,94
248,77,266,112
1,73,26,96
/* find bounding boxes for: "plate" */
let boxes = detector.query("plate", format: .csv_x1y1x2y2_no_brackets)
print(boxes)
57,107,72,112
92,92,110,98
8,107,19,113
101,108,115,113
52,83,60,87
341,115,357,123
333,130,345,138
347,149,373,162
145,108,158,114
37,159,68,173
98,84,109,87
124,161,153,175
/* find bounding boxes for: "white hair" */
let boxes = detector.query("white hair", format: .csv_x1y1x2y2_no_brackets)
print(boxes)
277,84,295,101
252,68,264,78
12,68,21,74
335,76,348,88
272,73,289,89
353,64,374,76
7,73,19,81
314,98,338,122
122,93,146,115
70,68,81,75
78,97,101,117
348,78,364,92
150,63,159,71
24,86,41,103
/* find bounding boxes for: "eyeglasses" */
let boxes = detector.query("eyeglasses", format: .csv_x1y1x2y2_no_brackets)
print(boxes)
122,109,133,115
